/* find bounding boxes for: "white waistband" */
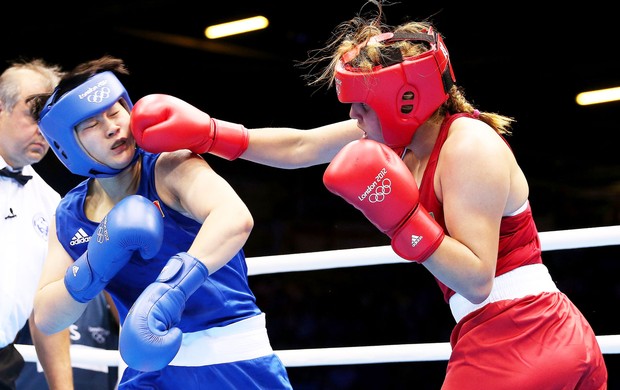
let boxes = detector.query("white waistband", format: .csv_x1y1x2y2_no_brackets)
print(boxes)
449,264,559,323
170,313,273,367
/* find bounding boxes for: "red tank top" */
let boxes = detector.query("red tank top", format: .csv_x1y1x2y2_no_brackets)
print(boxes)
418,113,543,303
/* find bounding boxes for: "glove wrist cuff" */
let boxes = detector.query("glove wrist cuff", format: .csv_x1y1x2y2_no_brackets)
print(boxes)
391,205,445,263
209,119,249,160
157,252,209,296
64,253,102,303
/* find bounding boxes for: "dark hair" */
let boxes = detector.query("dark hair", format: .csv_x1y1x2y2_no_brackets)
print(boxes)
30,55,129,121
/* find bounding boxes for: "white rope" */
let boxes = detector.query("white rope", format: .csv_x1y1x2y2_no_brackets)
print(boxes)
538,225,620,251
276,335,620,367
15,335,620,367
16,344,118,366
246,225,620,275
16,225,620,367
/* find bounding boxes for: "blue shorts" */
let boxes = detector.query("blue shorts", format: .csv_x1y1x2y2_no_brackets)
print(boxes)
119,354,291,389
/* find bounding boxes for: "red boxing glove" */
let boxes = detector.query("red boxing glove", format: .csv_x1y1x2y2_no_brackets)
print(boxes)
323,139,444,263
130,94,249,160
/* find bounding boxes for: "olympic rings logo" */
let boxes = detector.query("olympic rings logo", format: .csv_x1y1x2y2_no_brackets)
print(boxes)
368,179,392,203
87,87,111,103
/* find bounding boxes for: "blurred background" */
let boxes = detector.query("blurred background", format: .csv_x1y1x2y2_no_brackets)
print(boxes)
4,1,619,388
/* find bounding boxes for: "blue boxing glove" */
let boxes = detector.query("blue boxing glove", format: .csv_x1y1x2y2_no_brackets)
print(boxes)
119,252,209,372
64,195,164,303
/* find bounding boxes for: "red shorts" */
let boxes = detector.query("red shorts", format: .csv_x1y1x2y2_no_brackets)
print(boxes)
442,292,607,390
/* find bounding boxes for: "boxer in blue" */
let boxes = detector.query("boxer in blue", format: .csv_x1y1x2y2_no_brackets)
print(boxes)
29,56,291,389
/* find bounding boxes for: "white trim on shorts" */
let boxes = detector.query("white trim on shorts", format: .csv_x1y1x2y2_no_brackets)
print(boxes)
507,200,529,216
169,313,274,367
449,264,560,323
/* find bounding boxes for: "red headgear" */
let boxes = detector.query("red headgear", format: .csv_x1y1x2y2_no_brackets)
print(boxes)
334,27,456,149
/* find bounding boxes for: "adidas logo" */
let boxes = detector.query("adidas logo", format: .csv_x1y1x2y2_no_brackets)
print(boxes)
411,234,423,247
70,228,91,246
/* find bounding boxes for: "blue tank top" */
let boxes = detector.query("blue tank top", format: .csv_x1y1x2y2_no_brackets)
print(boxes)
55,149,261,331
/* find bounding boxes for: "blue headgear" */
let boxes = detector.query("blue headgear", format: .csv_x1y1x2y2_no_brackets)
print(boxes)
38,71,135,178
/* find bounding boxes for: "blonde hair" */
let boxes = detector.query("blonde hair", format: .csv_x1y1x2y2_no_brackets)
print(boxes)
302,2,514,135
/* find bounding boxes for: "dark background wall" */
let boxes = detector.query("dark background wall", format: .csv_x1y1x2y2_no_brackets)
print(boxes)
4,1,619,388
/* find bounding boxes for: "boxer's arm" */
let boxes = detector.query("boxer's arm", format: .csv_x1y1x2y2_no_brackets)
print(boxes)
63,196,163,303
29,315,73,390
241,119,364,168
35,196,163,334
118,151,252,371
130,94,362,168
323,139,444,263
155,151,253,274
33,218,89,335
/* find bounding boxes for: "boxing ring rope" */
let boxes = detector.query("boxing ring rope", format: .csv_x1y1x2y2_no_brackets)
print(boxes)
246,225,620,276
15,225,620,368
